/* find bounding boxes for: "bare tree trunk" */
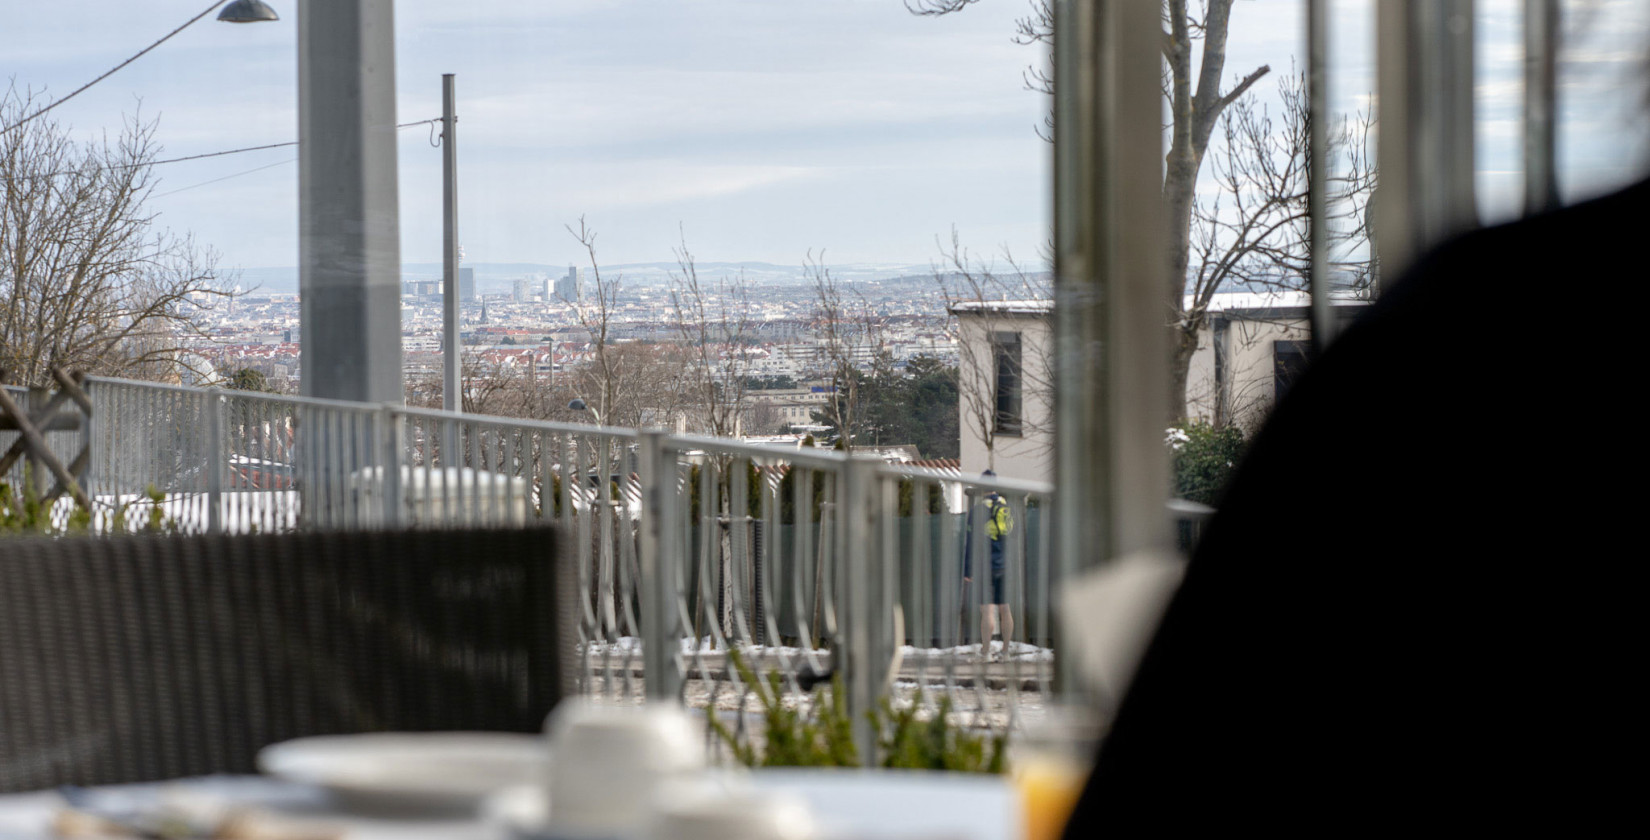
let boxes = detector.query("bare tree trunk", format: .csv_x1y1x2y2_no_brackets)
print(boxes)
1162,0,1269,420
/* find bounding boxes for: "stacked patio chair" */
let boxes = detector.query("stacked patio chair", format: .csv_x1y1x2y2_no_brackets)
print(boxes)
0,527,573,792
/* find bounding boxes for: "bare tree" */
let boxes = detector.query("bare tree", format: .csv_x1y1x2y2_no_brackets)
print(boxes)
932,230,1054,470
669,228,755,437
804,251,882,450
583,342,696,431
1184,72,1377,349
409,349,564,420
1,86,234,387
565,217,626,426
1221,74,1376,295
912,1,1280,419
744,400,783,435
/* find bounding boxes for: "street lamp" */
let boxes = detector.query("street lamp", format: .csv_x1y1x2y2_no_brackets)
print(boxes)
568,398,604,427
217,1,280,24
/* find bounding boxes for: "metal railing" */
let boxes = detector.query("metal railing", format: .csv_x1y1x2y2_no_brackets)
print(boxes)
27,376,1057,761
632,433,1055,760
3,383,90,532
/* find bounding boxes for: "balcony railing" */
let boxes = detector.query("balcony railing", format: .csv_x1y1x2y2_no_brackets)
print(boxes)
14,375,1057,761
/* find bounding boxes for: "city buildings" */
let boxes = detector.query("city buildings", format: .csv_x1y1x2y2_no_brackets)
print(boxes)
554,266,582,304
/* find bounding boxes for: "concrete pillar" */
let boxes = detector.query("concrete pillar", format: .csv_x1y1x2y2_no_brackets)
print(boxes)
298,0,404,404
1376,0,1478,285
1051,0,1173,692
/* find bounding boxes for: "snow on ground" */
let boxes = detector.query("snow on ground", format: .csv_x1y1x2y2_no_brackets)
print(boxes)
582,636,1053,662
901,641,1053,662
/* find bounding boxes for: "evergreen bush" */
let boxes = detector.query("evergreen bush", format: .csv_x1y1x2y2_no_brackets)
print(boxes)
1168,421,1247,506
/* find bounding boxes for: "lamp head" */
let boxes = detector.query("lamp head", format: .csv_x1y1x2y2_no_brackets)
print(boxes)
569,398,588,412
217,0,279,23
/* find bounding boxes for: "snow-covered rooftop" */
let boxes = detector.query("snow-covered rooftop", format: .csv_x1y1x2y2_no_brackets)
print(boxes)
948,299,1053,316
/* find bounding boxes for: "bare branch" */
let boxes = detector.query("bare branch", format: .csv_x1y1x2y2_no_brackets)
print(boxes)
669,225,755,437
2,84,238,388
904,0,983,16
1215,64,1273,115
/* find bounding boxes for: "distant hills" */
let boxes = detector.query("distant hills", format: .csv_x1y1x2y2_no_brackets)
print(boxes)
232,261,958,296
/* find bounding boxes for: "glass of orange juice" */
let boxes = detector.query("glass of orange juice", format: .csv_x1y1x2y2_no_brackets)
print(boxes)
1011,708,1101,840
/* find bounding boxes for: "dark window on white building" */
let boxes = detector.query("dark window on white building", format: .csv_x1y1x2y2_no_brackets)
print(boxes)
993,331,1023,437
1273,340,1312,402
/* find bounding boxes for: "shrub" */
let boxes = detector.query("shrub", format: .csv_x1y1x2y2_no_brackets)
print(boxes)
1,475,169,536
711,649,1004,773
1168,421,1246,506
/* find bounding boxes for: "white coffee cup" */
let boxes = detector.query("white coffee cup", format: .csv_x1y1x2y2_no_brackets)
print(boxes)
545,701,706,839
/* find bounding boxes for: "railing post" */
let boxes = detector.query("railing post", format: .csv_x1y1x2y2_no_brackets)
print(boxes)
382,404,403,529
77,379,94,492
639,430,681,702
841,454,880,765
207,390,223,535
24,388,48,500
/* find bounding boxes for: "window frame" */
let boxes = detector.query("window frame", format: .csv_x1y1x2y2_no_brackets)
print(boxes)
991,330,1024,438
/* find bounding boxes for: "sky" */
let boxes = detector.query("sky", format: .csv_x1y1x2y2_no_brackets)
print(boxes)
4,0,1646,275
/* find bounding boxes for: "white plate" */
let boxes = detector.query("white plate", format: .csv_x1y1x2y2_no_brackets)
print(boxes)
258,732,547,816
483,784,554,840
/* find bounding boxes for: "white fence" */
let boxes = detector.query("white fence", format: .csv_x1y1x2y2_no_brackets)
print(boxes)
11,376,1058,759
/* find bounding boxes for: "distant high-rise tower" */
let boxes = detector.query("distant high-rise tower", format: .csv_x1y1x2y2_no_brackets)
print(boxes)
554,265,582,303
460,267,476,302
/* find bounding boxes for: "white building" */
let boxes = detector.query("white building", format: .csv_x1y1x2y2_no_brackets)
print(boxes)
949,300,1054,484
951,292,1364,482
744,387,833,432
1184,292,1366,432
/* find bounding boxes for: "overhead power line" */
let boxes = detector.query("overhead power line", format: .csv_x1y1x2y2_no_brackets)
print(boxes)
1,119,441,185
0,2,231,137
152,156,296,199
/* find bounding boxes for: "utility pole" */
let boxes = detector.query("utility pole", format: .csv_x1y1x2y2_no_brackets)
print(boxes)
442,73,462,413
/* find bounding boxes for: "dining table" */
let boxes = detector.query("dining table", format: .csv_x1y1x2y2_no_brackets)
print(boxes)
0,768,1017,840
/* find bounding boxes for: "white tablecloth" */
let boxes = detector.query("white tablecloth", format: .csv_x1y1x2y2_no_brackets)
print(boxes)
0,770,1014,840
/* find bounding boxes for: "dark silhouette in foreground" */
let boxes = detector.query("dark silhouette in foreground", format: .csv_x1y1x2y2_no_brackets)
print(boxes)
1064,178,1646,831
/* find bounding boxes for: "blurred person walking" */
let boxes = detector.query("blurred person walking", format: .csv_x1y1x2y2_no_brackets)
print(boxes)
963,471,1015,661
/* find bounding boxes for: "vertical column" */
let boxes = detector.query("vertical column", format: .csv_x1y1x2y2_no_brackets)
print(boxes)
442,73,463,412
298,0,404,405
639,430,683,702
1523,0,1559,216
840,455,880,764
1376,0,1478,284
207,391,223,534
25,388,48,501
76,378,94,492
1051,0,1172,691
382,405,404,529
1307,0,1336,352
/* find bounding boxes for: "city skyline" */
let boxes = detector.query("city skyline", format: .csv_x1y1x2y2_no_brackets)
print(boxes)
7,1,1646,276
